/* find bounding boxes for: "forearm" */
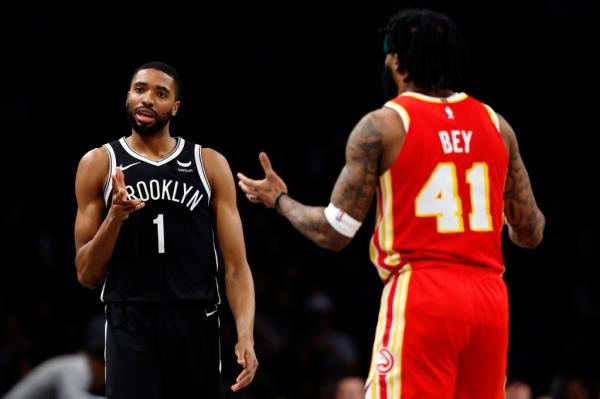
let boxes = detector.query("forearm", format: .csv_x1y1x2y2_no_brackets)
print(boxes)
277,194,350,251
76,214,122,289
507,207,545,248
225,265,256,342
501,116,545,249
504,164,545,249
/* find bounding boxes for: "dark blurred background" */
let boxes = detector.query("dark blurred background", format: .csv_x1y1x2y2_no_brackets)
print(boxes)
1,1,598,398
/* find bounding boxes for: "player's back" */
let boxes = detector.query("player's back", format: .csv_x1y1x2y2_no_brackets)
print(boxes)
370,92,508,281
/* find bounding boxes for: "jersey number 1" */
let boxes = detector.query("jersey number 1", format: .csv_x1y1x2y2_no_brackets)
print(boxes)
153,214,165,253
415,162,493,233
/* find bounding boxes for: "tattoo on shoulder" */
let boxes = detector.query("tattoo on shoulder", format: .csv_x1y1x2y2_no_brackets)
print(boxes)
333,114,383,219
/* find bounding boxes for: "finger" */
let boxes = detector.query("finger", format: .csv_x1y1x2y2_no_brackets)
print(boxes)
111,174,119,194
236,172,249,181
115,166,126,189
235,347,247,367
238,181,258,196
231,373,253,392
259,152,274,175
114,199,144,210
246,194,259,203
112,190,134,205
237,172,259,186
236,368,249,383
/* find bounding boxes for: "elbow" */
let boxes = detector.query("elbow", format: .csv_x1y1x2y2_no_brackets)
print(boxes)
526,211,546,249
75,261,102,289
510,213,545,249
531,234,544,248
77,270,101,289
526,225,545,249
513,233,543,249
327,240,350,252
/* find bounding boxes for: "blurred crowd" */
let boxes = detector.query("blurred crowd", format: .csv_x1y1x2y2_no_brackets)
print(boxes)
2,283,599,398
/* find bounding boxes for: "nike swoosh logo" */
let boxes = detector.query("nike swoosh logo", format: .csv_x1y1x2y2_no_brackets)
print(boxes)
120,162,141,171
177,160,192,167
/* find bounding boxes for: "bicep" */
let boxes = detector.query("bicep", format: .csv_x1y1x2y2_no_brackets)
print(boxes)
207,151,248,266
74,150,107,251
330,113,383,221
74,199,105,252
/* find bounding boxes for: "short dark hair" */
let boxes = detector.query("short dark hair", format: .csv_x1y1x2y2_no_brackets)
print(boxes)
131,61,182,99
380,8,468,92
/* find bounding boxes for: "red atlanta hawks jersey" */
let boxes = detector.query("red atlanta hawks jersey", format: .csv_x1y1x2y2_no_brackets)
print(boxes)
369,92,509,281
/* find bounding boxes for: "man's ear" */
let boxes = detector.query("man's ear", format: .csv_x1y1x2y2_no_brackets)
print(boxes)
391,53,400,71
171,101,181,116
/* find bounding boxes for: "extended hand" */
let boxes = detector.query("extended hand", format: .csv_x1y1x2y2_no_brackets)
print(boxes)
109,167,145,221
237,152,287,208
231,340,259,392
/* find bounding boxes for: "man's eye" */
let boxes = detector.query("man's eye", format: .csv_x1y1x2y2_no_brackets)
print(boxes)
135,87,144,94
158,92,167,98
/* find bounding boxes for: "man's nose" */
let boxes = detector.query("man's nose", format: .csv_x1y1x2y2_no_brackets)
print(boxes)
141,92,154,106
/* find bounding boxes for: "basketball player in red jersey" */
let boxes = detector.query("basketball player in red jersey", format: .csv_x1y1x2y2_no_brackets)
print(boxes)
237,8,544,399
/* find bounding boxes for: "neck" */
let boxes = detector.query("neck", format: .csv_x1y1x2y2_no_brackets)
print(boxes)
127,130,177,161
401,84,454,98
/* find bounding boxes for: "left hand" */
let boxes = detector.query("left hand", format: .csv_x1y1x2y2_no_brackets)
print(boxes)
231,340,259,392
237,152,287,208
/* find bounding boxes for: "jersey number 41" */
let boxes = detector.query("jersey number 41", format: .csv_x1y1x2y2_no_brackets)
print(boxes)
415,162,493,233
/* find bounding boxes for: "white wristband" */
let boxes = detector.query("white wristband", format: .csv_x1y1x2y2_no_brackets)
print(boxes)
324,203,362,238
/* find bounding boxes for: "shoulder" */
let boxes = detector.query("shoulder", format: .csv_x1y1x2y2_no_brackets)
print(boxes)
496,112,512,135
495,112,518,152
353,108,403,136
200,147,233,187
76,147,109,192
201,147,230,172
78,147,109,175
347,108,405,150
370,107,405,133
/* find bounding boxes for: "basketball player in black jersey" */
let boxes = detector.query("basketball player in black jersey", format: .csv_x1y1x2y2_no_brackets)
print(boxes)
74,61,258,398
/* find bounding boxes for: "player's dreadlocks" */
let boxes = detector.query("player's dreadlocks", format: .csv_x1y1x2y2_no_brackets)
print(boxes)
380,8,468,92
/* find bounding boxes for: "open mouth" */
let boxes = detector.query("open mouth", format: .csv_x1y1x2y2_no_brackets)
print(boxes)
135,107,157,124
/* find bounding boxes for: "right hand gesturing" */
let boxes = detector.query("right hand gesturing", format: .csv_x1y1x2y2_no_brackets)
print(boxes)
237,152,288,208
110,167,145,221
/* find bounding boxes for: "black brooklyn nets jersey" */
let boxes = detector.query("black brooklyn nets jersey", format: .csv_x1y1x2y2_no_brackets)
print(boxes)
101,137,220,304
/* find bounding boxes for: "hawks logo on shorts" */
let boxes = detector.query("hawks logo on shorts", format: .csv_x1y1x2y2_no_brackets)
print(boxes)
376,348,394,374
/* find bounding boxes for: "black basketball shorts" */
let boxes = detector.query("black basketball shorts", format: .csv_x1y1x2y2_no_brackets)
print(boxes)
105,302,224,399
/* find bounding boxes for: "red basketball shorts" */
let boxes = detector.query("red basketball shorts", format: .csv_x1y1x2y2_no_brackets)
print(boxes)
364,264,509,399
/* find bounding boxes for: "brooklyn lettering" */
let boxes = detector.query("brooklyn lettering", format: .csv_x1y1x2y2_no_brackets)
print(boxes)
125,179,204,211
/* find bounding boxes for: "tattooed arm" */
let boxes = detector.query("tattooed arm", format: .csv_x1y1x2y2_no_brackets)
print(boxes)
237,109,398,251
277,111,384,250
499,114,545,248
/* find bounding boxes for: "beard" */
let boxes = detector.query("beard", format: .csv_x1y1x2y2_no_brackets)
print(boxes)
381,64,399,101
126,106,171,136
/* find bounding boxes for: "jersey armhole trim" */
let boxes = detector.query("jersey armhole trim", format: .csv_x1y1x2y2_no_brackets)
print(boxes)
195,144,212,201
384,101,410,133
483,104,500,133
102,144,117,206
